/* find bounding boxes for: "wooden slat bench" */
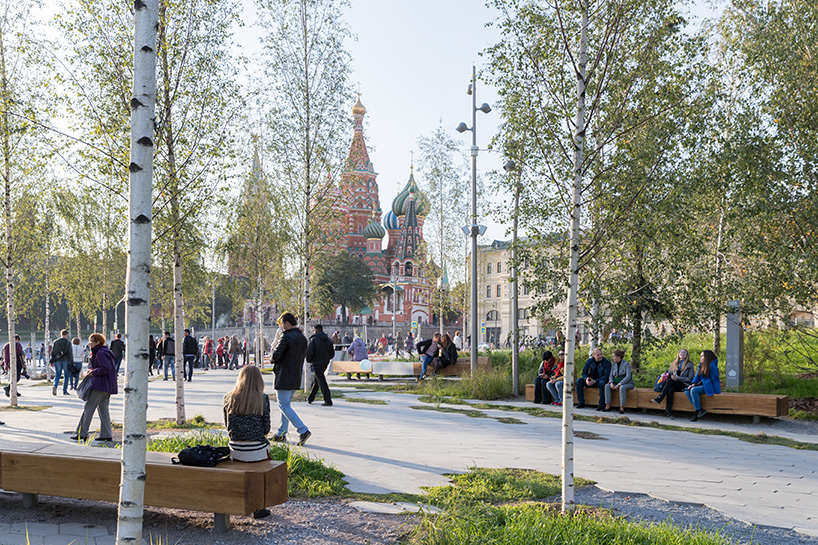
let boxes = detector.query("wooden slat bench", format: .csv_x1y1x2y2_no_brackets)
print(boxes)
0,441,287,533
524,384,788,422
331,356,490,380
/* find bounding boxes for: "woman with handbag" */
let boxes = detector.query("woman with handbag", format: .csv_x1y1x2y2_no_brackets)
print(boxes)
651,349,695,419
71,333,117,442
685,350,721,422
223,365,272,519
533,351,556,404
603,349,634,414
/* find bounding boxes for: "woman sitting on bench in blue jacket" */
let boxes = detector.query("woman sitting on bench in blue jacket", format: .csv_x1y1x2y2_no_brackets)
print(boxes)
685,349,721,422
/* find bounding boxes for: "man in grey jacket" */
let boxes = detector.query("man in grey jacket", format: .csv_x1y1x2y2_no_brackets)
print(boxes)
271,312,311,445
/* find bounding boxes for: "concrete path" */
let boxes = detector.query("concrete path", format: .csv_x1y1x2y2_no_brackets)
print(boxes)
0,369,816,541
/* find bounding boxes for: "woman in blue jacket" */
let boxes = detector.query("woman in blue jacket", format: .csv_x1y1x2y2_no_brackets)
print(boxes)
685,349,720,422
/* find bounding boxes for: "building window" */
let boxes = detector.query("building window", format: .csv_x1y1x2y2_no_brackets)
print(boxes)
522,283,529,296
487,263,492,274
518,308,528,320
496,285,501,298
487,285,491,298
497,262,502,274
405,262,413,276
487,310,500,322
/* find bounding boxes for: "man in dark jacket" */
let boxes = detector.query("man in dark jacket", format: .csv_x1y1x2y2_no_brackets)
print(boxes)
109,333,125,376
51,329,74,395
182,329,198,382
306,323,334,406
575,347,612,410
162,332,176,381
271,312,311,445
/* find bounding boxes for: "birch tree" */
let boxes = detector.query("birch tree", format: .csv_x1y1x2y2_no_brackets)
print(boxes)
486,0,706,510
114,1,157,541
256,0,354,324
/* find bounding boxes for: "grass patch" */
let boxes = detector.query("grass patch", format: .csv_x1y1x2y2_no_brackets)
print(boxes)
575,430,606,440
494,416,526,425
0,404,50,411
144,430,347,497
789,408,818,421
411,405,489,418
112,414,222,431
343,397,387,405
407,467,728,545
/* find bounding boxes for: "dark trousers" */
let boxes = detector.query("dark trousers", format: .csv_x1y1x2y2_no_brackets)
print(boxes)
657,378,687,412
114,357,123,375
576,377,607,407
533,376,552,404
183,355,195,381
308,364,332,404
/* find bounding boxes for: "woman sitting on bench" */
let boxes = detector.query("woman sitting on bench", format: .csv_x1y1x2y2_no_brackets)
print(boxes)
433,333,458,373
685,349,721,422
603,349,634,414
223,365,272,518
651,349,695,419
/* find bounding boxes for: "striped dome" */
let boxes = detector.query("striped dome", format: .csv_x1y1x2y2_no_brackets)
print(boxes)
391,170,427,216
363,217,386,240
383,209,400,230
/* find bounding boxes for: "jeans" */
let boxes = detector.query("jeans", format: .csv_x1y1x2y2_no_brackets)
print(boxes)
76,389,111,439
201,354,211,369
53,360,70,393
229,353,239,370
183,355,195,381
576,377,607,407
275,389,308,436
546,380,563,403
113,357,123,375
533,376,552,403
70,362,80,389
685,385,706,410
163,355,175,380
420,354,434,377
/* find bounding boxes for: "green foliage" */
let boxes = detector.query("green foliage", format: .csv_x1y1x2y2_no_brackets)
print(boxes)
312,252,379,321
144,430,347,497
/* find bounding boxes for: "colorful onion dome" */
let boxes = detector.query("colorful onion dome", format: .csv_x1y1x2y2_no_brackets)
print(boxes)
391,169,426,216
363,216,386,240
383,209,400,230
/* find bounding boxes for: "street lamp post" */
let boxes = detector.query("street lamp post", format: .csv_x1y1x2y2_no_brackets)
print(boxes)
504,159,519,396
391,263,397,347
457,64,491,373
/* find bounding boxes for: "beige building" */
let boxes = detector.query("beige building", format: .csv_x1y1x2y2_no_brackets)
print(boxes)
475,240,589,347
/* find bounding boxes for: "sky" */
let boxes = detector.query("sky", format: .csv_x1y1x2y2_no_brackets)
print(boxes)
237,0,723,242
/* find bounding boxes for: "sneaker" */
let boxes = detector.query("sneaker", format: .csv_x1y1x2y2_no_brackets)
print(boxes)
690,415,698,422
651,397,661,404
52,386,57,396
554,401,562,406
253,508,271,519
666,412,675,419
321,402,333,406
574,403,586,409
272,433,287,443
69,435,88,441
298,430,312,446
95,437,113,442
696,409,707,418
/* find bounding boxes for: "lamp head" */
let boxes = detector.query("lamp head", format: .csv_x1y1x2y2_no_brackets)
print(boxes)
461,225,470,236
478,225,488,236
504,160,516,172
456,122,469,133
467,83,473,96
478,103,492,114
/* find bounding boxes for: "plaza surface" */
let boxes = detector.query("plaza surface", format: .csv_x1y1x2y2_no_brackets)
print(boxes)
0,368,816,543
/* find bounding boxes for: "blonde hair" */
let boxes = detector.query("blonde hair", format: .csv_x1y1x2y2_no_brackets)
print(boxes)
670,350,690,373
224,365,265,416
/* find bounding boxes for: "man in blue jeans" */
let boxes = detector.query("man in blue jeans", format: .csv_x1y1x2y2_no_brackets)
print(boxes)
161,331,176,381
415,332,441,381
575,347,611,410
270,312,311,446
51,330,74,396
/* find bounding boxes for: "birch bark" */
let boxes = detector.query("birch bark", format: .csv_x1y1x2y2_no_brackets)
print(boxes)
115,0,157,542
561,0,589,514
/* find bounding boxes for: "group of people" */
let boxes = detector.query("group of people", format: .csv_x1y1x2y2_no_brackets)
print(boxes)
531,346,721,420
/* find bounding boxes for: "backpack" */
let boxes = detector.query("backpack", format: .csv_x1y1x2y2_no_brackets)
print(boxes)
171,445,231,467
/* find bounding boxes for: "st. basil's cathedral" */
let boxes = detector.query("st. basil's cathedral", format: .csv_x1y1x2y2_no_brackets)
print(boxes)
326,96,433,326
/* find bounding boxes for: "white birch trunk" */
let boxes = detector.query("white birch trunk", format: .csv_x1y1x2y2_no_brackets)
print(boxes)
44,271,51,379
173,239,186,425
561,0,589,514
115,1,157,542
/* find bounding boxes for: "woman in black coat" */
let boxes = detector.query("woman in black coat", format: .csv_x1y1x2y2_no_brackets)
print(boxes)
435,333,458,371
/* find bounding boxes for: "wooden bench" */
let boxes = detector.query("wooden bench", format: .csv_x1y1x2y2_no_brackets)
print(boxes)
332,356,490,380
524,384,788,423
0,440,287,533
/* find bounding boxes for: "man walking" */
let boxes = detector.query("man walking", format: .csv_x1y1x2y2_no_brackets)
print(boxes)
271,312,311,445
228,335,241,370
306,324,334,406
162,331,176,381
109,333,126,375
51,330,74,395
182,329,198,382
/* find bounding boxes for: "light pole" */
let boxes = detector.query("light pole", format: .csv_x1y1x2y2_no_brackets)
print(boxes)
504,159,519,396
457,64,491,373
391,262,397,346
211,280,216,343
438,267,449,336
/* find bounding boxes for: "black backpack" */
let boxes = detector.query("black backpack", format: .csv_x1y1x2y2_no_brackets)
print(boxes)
171,445,230,467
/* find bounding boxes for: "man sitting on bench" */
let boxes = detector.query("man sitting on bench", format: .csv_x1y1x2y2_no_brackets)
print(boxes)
416,333,441,381
575,347,611,410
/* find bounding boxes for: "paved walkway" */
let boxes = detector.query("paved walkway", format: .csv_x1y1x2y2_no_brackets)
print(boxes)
0,369,816,543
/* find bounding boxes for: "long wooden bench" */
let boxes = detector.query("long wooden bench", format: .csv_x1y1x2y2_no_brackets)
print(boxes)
524,384,788,423
331,356,490,380
0,440,287,533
